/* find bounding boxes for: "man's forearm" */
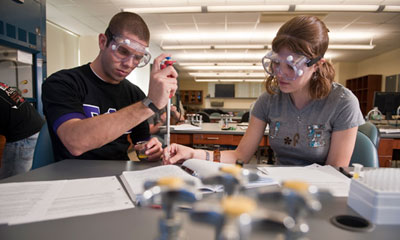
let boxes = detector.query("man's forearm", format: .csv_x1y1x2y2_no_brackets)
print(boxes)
57,101,154,156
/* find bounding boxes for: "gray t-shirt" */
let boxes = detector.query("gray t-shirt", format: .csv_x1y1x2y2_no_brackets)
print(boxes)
252,82,365,166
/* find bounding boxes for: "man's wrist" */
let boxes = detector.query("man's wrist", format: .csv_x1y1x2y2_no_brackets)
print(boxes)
142,97,160,113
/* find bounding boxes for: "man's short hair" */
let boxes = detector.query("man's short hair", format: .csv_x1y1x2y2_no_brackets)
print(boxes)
106,12,150,46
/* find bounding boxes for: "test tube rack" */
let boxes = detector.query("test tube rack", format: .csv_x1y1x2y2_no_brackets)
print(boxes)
347,168,400,225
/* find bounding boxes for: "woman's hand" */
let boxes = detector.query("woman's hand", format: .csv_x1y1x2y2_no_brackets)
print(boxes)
163,143,194,165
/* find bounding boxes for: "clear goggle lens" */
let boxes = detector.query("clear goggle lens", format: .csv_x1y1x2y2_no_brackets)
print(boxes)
111,37,151,68
262,51,309,81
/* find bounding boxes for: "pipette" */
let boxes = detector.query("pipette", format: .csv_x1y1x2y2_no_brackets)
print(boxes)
160,57,176,157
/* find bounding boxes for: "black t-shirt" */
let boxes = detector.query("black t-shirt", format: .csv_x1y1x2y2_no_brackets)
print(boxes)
42,64,150,161
0,82,44,142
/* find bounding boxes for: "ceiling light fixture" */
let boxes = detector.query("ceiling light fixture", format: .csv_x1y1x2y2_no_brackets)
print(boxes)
175,53,266,61
162,45,211,50
179,62,261,66
162,31,374,42
182,65,264,71
208,5,289,12
194,79,266,83
219,79,244,82
162,45,268,50
244,79,265,82
123,6,202,13
195,79,219,82
295,5,380,12
328,44,375,50
164,44,373,51
189,72,266,77
383,6,400,12
162,32,272,41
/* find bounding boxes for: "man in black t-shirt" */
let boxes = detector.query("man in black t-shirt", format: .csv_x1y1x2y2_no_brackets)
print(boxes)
0,82,44,179
42,12,178,162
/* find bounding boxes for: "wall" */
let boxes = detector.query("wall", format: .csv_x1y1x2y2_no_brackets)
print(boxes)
46,22,79,76
333,62,358,85
357,48,400,91
79,35,98,65
334,48,400,90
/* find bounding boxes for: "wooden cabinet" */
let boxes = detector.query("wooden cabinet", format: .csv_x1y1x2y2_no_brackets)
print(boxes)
378,138,400,167
346,75,382,115
180,90,203,105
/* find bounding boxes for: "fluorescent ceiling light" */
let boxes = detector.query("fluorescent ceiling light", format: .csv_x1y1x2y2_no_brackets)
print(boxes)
182,65,263,71
175,53,266,61
195,79,219,82
189,72,266,77
162,32,272,41
328,44,375,50
295,5,379,12
329,32,375,41
214,45,267,49
208,5,289,12
124,7,201,13
162,45,210,50
163,45,267,50
194,79,265,83
166,44,372,51
220,79,244,82
179,62,260,66
163,31,373,42
244,79,265,82
384,6,400,12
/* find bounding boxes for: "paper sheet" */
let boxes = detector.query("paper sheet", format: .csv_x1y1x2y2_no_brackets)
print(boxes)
379,128,400,134
257,164,351,197
170,124,202,130
0,176,134,225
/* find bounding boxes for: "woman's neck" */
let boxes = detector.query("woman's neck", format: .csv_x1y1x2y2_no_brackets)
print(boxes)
290,90,312,110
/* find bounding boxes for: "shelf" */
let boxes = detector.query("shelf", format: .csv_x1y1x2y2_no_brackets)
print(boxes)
180,90,203,105
346,75,382,115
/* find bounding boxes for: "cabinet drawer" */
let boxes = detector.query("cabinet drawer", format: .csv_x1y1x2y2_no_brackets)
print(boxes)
170,134,192,145
193,134,233,145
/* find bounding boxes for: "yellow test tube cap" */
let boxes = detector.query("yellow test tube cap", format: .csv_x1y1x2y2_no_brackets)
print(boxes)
157,177,184,188
219,165,242,176
282,181,310,192
221,196,256,217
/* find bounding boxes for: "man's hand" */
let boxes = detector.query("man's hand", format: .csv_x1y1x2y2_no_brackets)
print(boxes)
148,53,178,110
144,137,163,161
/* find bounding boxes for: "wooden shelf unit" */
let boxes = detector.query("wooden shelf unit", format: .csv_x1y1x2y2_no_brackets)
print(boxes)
180,90,203,105
346,75,382,115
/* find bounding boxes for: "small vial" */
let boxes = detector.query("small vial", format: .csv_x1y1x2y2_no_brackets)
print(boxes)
352,163,363,179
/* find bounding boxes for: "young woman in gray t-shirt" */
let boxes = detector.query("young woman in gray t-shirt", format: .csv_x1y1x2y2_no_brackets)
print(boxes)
163,15,364,167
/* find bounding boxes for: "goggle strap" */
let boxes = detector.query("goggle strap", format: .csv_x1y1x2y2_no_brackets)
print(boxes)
307,56,322,67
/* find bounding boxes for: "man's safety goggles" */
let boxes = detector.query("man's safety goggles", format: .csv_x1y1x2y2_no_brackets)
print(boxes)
262,51,320,81
111,36,151,68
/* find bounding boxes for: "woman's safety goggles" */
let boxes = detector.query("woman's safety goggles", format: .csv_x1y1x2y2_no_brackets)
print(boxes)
111,36,151,68
262,51,320,81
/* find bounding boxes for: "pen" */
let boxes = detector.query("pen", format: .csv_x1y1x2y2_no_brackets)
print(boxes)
181,165,199,177
339,167,353,178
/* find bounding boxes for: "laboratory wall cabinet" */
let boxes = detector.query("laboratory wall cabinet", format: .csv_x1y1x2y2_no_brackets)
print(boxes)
346,74,382,115
180,90,203,105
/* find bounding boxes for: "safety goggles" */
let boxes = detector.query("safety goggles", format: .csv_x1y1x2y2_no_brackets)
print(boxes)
262,51,320,81
110,36,151,68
